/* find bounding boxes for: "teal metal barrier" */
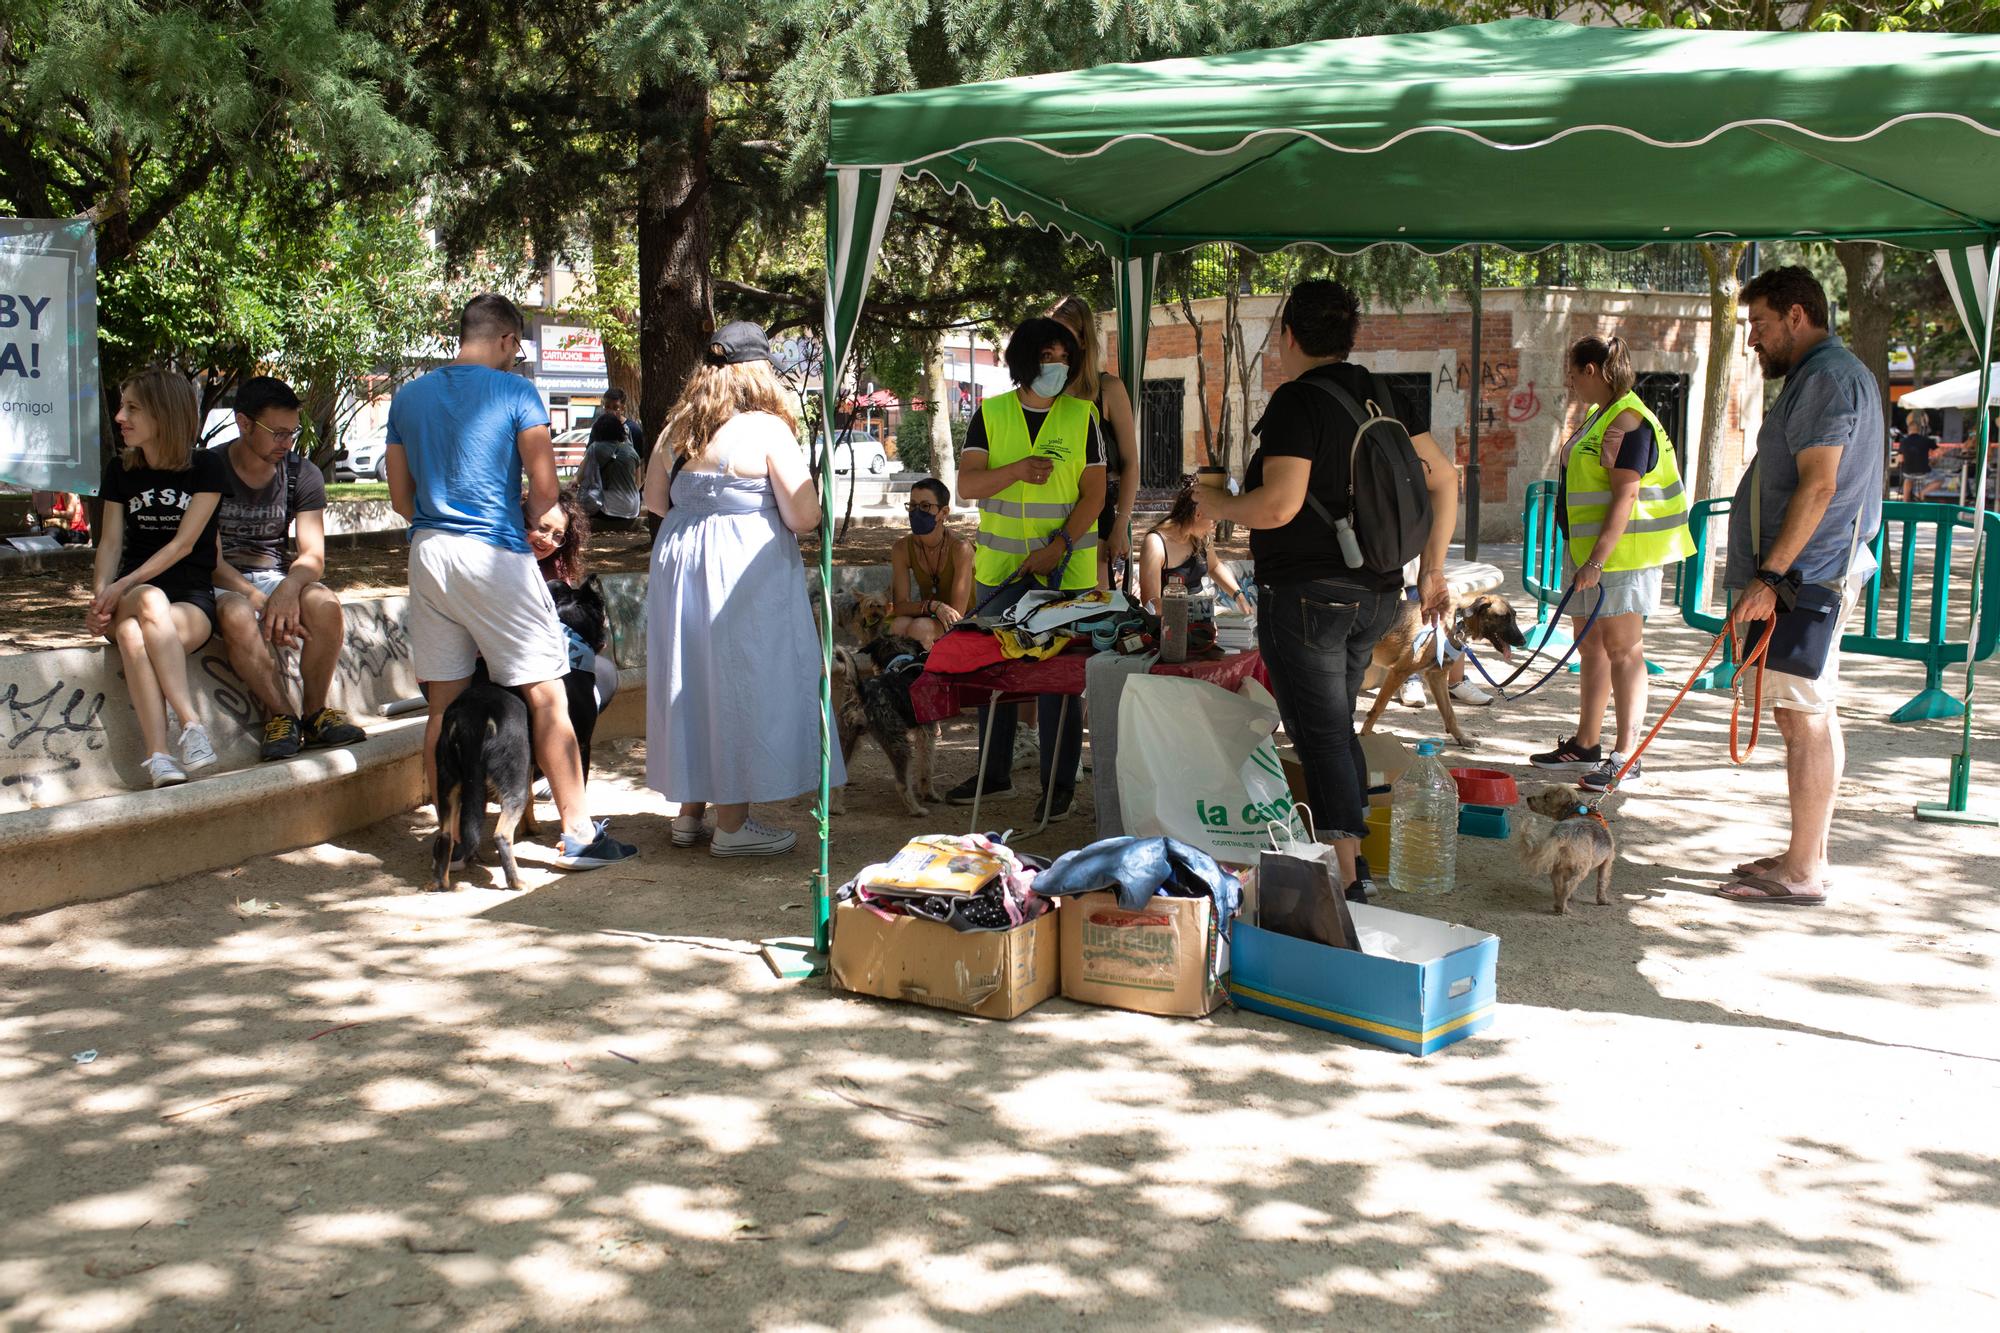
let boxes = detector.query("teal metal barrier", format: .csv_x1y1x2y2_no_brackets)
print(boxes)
1519,478,1664,675
1677,497,2000,722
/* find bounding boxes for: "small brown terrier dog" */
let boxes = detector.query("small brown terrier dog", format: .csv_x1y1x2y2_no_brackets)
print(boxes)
1518,783,1619,915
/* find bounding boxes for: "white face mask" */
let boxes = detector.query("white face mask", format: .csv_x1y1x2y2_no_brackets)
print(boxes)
1031,362,1070,397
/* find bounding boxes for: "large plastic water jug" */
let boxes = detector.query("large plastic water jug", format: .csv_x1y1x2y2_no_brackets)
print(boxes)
1389,739,1460,896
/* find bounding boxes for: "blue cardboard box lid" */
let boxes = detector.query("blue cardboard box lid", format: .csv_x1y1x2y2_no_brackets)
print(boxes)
1230,903,1497,1055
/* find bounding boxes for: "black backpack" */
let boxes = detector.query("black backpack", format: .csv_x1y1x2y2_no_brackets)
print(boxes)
1297,374,1433,576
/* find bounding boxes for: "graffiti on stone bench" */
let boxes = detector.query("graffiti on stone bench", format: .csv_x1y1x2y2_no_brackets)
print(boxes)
336,601,412,688
0,678,109,790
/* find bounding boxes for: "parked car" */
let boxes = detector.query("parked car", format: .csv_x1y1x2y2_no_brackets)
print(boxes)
334,432,390,483
552,426,592,480
821,428,894,476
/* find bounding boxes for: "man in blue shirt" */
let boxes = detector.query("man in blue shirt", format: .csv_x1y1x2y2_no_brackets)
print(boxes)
1719,266,1884,908
387,294,634,873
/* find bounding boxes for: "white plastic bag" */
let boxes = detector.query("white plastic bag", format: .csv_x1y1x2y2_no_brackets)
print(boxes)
1117,675,1308,863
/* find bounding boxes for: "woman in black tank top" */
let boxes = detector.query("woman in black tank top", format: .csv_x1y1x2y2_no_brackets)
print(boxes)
1138,480,1253,615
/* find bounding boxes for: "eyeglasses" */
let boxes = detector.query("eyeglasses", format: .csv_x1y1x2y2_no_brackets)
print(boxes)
253,420,305,446
530,523,567,542
908,502,943,515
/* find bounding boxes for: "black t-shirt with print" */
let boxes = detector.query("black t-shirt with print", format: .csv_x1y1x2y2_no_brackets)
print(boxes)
100,450,231,597
1245,362,1429,591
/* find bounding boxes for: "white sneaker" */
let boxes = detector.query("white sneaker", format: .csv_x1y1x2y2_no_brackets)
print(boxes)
533,777,553,801
1451,680,1494,707
1396,679,1425,708
671,813,715,847
1011,730,1039,771
179,722,219,773
710,818,796,858
144,752,187,788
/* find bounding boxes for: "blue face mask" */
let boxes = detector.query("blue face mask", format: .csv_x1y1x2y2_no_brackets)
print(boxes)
909,507,939,536
1031,362,1070,398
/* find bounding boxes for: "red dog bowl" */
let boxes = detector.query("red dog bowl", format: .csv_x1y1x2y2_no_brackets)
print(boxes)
1449,767,1519,806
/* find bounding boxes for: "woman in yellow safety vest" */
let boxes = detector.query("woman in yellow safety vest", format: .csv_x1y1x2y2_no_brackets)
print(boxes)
1530,335,1696,793
943,316,1110,818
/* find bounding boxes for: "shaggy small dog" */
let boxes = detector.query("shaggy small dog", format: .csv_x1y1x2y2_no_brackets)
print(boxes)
832,591,894,644
1362,592,1528,748
1517,782,1619,915
829,638,935,817
431,666,538,892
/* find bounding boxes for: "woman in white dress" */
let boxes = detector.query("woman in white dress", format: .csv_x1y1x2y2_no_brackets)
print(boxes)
642,322,844,857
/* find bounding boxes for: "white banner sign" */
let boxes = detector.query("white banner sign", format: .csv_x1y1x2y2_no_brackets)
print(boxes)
538,324,605,372
0,220,100,495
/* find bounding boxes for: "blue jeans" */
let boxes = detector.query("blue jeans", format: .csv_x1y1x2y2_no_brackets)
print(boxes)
1256,579,1401,841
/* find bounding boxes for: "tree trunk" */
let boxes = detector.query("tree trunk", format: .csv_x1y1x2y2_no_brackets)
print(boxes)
635,81,713,460
1835,241,1893,434
925,342,956,496
1696,241,1750,502
1177,279,1214,468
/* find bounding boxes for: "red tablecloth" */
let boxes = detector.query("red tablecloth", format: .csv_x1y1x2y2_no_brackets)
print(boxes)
910,647,1270,724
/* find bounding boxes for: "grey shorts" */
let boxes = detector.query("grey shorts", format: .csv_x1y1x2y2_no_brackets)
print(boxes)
1563,557,1665,621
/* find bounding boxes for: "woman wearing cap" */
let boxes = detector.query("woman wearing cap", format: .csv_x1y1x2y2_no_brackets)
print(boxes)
642,321,844,856
1529,334,1694,793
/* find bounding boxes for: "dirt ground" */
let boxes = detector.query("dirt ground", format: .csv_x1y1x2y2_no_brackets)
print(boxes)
3,607,1997,1330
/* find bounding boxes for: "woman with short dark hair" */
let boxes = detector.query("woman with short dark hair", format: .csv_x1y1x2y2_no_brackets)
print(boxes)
888,476,973,648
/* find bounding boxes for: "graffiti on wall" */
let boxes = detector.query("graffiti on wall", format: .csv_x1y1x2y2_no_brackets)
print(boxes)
1437,359,1544,426
0,677,108,803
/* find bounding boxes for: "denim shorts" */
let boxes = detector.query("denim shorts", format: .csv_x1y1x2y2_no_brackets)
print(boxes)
1563,557,1665,621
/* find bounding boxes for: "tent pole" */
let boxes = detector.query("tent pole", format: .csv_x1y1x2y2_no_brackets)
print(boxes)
1465,246,1483,560
1917,238,1999,826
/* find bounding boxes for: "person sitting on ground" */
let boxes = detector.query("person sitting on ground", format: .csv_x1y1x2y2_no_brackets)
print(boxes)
1138,477,1253,616
1529,334,1694,792
525,488,619,786
886,476,973,649
946,315,1109,820
87,368,232,788
385,292,635,873
210,375,367,761
642,320,843,857
575,411,644,528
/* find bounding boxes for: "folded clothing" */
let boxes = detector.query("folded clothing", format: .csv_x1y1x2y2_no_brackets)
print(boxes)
837,833,1051,932
1035,835,1241,925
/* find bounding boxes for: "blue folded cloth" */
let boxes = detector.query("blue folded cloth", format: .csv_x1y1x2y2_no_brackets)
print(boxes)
1035,835,1240,927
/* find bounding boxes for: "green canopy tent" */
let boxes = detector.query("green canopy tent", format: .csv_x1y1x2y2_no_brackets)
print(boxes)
802,18,2000,962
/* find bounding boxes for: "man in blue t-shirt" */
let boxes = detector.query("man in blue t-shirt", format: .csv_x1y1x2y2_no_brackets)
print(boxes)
386,294,634,873
1719,266,1884,909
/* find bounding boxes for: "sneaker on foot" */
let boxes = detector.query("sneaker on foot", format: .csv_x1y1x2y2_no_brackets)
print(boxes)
1011,730,1038,771
1348,852,1379,903
179,722,219,773
1396,678,1425,707
303,707,365,748
1450,679,1494,707
945,774,1014,805
556,827,638,871
590,818,638,857
1529,735,1602,772
671,813,715,847
144,752,187,788
710,817,796,858
1036,787,1075,821
1579,755,1638,793
260,713,304,761
533,777,554,801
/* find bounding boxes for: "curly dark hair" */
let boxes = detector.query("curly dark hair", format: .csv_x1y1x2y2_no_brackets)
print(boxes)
529,488,591,586
1003,317,1081,392
1741,264,1830,330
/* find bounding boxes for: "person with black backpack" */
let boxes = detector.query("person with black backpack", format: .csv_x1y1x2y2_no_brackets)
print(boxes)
1194,280,1458,897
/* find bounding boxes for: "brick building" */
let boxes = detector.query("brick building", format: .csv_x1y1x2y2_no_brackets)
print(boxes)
1107,288,1757,541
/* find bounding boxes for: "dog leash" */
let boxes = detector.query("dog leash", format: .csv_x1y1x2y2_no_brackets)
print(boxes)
1461,582,1601,703
1595,602,1775,792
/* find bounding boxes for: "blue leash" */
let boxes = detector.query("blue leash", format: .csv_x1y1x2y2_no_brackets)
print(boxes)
1463,582,1600,703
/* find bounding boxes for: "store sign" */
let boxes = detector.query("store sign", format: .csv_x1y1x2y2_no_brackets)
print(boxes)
535,323,609,393
0,220,100,494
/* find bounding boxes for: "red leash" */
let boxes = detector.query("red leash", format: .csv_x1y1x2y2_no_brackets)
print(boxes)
1604,609,1773,791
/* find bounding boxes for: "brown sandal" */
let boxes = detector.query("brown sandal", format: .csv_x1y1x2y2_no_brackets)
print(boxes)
1718,873,1826,907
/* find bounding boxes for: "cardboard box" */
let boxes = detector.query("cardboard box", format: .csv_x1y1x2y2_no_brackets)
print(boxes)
1229,902,1497,1055
831,902,1058,1020
1059,890,1226,1018
1280,734,1411,809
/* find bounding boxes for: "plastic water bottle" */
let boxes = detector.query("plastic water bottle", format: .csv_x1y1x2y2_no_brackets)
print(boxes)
1389,740,1460,896
1160,576,1189,663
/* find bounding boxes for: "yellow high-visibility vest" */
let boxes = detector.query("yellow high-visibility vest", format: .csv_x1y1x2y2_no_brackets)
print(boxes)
1565,390,1696,571
973,391,1099,590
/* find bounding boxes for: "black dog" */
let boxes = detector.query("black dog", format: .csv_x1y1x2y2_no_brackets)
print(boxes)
432,663,538,891
830,634,934,816
549,575,609,781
